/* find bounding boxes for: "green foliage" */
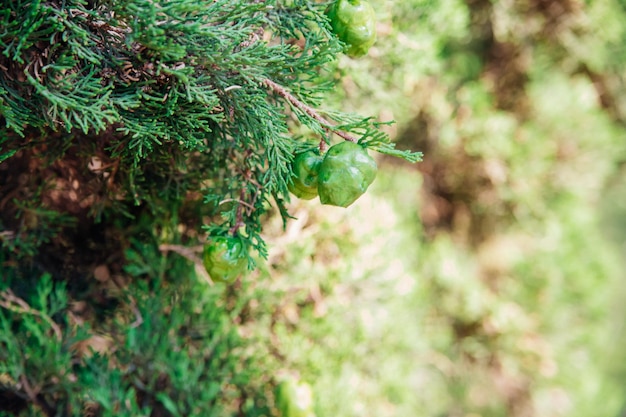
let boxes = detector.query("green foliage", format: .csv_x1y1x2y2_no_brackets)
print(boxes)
0,260,275,416
0,0,419,268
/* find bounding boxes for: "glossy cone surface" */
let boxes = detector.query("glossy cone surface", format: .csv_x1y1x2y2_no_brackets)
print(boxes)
318,141,377,207
275,378,315,417
326,0,377,57
288,151,323,200
203,237,248,283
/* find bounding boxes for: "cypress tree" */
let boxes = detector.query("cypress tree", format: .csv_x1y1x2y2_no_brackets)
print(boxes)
0,0,419,415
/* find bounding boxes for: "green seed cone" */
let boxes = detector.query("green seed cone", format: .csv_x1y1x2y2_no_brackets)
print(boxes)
326,0,377,57
203,237,248,283
288,150,323,200
275,378,316,417
317,141,377,207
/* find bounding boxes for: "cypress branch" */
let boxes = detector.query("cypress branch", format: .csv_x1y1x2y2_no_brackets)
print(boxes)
0,0,419,267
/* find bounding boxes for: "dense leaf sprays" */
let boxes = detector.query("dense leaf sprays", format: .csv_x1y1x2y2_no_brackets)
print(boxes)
202,236,248,283
326,0,377,57
289,141,377,207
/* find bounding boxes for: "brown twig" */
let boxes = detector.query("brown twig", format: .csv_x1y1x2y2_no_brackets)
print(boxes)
219,198,255,210
227,159,263,235
263,78,358,143
18,375,55,417
159,244,203,263
229,187,248,235
127,295,144,329
159,244,214,286
0,290,62,341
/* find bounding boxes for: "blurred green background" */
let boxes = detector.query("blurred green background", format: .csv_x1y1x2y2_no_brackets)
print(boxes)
253,0,626,416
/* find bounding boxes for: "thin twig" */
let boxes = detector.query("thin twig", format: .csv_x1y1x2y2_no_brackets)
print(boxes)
18,374,54,416
0,290,62,341
127,295,143,329
229,187,247,235
263,79,358,143
219,198,255,210
159,244,203,262
0,231,15,239
159,244,214,286
19,375,38,406
224,85,242,92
